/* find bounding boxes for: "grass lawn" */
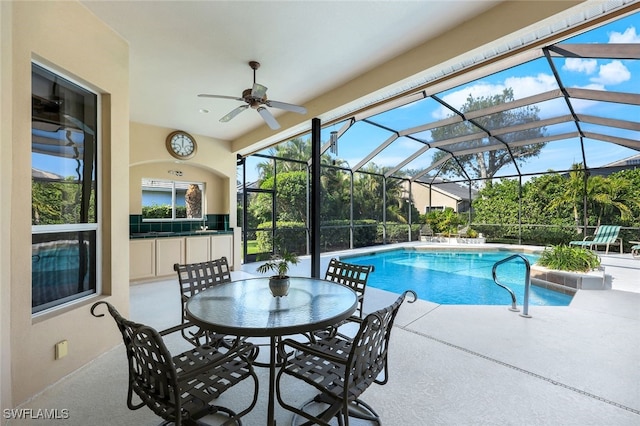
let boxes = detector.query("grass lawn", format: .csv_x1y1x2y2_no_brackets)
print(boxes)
247,240,259,254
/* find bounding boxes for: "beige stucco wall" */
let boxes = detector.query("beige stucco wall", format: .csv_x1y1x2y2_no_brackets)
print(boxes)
0,0,13,410
412,186,460,213
129,121,236,218
129,121,239,264
3,1,129,406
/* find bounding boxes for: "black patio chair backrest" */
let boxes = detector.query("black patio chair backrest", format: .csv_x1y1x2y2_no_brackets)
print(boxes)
324,258,374,318
173,257,231,345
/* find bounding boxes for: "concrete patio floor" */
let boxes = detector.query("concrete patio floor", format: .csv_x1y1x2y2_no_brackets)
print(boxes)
8,244,640,425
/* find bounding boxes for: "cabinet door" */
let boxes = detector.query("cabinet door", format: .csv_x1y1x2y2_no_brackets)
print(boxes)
156,237,185,277
130,239,156,280
185,236,211,264
211,234,233,267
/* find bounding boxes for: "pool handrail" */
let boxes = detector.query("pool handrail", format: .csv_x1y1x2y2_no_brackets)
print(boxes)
491,254,532,318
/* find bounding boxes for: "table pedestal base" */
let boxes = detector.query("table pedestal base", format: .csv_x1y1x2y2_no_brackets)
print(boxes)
291,395,381,426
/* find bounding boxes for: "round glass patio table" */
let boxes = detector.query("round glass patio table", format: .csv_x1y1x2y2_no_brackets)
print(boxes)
186,276,358,425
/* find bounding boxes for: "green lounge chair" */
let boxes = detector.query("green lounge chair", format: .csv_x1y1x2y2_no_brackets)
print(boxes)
569,225,622,254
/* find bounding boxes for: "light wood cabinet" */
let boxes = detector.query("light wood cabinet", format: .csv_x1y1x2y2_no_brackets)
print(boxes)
155,237,185,277
130,233,234,281
211,234,233,267
185,236,211,264
130,239,156,280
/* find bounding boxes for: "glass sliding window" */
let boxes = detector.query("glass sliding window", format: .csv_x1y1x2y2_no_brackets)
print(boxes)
141,178,205,220
31,63,98,313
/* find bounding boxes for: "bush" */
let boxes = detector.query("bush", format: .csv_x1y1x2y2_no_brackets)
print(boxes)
380,223,421,243
423,208,465,234
536,245,601,272
142,205,186,219
256,221,307,255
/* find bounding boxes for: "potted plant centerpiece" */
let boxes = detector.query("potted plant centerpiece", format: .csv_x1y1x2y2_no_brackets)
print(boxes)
256,245,299,297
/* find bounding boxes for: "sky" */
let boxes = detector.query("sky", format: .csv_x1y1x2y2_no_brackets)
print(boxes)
250,10,640,184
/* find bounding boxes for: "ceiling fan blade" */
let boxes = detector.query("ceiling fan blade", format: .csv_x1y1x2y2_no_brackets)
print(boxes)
198,94,244,102
265,100,307,114
251,83,268,99
257,106,280,130
220,105,248,122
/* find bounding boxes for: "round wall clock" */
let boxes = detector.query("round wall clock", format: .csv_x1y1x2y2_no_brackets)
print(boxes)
166,131,197,160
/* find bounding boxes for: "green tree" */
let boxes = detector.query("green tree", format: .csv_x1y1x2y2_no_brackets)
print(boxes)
321,166,350,221
543,164,586,232
255,138,311,180
522,173,571,226
430,88,545,185
249,171,308,223
607,168,640,225
588,173,639,227
472,178,520,226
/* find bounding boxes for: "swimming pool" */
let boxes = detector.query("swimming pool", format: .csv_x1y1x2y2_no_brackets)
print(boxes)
343,249,573,306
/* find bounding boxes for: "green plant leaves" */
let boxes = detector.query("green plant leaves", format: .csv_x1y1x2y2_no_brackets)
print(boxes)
537,245,601,272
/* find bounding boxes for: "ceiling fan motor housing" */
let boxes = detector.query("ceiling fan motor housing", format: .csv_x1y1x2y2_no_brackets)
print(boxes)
242,88,265,108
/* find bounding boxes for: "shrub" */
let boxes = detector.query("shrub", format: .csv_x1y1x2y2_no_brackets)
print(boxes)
536,245,601,272
256,221,307,255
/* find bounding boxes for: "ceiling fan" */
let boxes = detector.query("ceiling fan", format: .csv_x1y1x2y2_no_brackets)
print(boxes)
198,61,307,130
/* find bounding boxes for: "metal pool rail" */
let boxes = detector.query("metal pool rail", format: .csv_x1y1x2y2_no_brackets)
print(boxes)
492,254,532,318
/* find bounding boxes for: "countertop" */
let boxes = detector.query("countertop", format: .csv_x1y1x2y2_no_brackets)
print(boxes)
130,230,233,239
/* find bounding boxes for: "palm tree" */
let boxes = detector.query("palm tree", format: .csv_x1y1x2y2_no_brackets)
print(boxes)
588,175,637,226
544,163,585,233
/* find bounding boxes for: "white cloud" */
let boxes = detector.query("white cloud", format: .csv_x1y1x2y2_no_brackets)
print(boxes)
608,26,640,43
504,74,558,99
578,83,606,91
590,60,631,85
562,58,597,74
432,74,558,120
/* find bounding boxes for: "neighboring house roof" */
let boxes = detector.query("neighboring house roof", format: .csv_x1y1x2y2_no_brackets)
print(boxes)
570,154,640,177
603,154,640,168
412,179,478,201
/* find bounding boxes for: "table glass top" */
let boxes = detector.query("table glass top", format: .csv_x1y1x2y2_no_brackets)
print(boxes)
186,277,358,337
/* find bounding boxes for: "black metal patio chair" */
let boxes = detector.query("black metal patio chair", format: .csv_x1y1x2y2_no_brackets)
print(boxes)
312,258,374,342
276,290,417,426
324,258,374,320
91,301,259,426
174,258,232,347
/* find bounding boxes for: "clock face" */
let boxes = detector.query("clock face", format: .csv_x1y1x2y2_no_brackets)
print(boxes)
166,131,196,159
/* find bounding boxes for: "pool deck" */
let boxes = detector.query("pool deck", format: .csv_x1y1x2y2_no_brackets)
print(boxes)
10,243,639,425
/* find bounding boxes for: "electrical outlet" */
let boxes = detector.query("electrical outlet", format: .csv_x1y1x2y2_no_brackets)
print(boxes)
55,340,68,359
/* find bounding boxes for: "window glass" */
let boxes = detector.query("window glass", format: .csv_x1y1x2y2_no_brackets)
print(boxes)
141,178,205,220
32,63,98,313
32,231,96,312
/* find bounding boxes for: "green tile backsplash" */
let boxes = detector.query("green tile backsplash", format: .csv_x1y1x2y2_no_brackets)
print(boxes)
129,214,230,235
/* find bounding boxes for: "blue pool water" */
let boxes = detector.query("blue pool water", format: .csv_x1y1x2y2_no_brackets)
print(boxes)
344,249,573,306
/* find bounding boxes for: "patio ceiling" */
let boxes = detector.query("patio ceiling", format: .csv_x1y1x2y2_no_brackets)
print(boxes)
247,5,640,186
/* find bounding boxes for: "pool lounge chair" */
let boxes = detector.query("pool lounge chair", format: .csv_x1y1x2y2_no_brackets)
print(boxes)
569,225,623,254
419,224,434,241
